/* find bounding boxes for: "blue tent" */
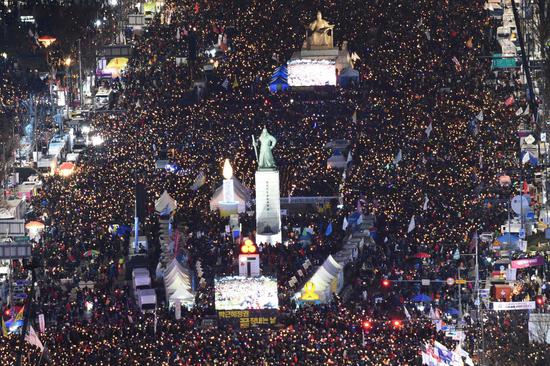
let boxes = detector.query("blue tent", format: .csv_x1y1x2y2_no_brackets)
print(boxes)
269,78,288,92
272,65,288,78
496,232,519,245
269,65,288,93
339,67,359,88
411,294,432,302
521,151,538,165
445,308,460,316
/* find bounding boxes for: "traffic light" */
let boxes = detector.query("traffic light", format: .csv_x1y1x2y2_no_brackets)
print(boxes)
240,238,257,254
361,320,373,332
381,279,391,288
391,319,402,328
536,295,545,308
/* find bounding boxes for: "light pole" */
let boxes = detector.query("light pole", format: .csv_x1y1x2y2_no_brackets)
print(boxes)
64,57,72,117
78,39,83,108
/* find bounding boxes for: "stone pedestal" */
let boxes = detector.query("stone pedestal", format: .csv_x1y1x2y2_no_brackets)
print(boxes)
255,169,282,245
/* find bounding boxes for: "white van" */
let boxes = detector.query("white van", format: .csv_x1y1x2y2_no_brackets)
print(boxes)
137,288,157,312
94,87,114,110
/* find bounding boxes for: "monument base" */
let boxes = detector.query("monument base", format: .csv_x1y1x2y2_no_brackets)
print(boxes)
288,47,352,87
219,202,239,217
255,169,282,246
256,232,282,246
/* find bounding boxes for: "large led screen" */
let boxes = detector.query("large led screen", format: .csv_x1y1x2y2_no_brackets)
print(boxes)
287,59,337,87
214,276,279,310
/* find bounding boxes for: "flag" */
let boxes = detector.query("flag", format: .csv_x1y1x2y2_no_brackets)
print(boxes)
468,232,478,253
342,217,349,231
429,306,436,320
127,315,134,323
221,78,230,89
423,195,429,211
522,151,531,164
325,222,333,236
25,325,44,351
191,171,206,190
522,104,530,116
451,56,462,72
14,306,25,322
453,248,460,260
475,110,483,121
404,306,411,320
176,28,181,41
468,118,478,136
350,52,360,62
425,122,432,138
393,149,402,165
425,30,431,40
407,215,415,233
346,151,352,164
434,341,453,364
515,106,523,116
352,110,357,123
1,317,7,337
504,95,515,106
232,77,239,89
523,181,529,194
521,151,538,165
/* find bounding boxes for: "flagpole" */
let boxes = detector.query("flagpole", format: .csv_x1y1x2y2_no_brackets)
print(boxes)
36,343,46,366
15,261,37,366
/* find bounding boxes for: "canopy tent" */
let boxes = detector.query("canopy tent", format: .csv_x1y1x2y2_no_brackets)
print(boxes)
269,65,288,93
155,190,177,215
164,258,194,307
300,255,343,303
106,57,128,70
169,287,195,303
339,67,359,87
103,57,129,78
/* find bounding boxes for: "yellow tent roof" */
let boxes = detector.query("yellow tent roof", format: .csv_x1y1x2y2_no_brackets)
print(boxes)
106,57,128,70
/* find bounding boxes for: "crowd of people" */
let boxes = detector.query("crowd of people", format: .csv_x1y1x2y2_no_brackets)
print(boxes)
1,0,550,364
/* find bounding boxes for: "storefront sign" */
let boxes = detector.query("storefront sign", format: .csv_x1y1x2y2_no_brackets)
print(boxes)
511,256,544,269
492,301,536,311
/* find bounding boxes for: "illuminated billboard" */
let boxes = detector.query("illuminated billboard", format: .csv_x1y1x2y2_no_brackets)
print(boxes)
287,59,336,87
214,276,279,310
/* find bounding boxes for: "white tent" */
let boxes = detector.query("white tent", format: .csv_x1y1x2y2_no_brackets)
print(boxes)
169,287,195,305
163,258,194,307
301,255,343,302
155,190,177,215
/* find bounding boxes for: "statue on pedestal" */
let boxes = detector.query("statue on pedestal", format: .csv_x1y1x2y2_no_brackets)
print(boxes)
306,11,334,49
253,128,277,169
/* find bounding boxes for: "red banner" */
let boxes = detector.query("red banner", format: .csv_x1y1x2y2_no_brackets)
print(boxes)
510,256,545,269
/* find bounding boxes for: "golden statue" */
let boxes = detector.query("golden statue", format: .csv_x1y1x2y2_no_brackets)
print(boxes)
306,11,334,49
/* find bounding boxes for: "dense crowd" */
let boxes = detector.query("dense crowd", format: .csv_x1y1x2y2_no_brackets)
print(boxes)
1,0,550,364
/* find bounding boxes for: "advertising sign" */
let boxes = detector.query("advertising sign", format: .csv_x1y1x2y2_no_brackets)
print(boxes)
511,256,544,269
492,301,536,311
